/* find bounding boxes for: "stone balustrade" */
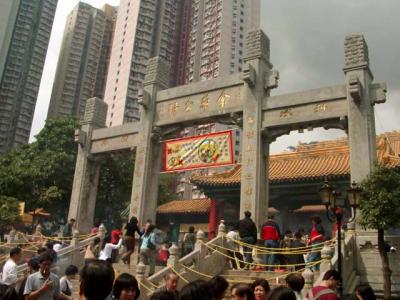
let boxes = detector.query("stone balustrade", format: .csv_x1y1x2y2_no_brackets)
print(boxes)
0,225,106,279
137,223,229,299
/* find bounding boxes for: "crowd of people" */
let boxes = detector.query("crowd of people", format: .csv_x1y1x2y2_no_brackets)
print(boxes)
0,215,386,300
231,212,327,272
0,249,380,300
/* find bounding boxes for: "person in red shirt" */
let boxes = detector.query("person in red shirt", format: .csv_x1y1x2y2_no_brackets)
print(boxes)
307,215,325,271
308,270,340,300
110,224,123,263
261,214,281,271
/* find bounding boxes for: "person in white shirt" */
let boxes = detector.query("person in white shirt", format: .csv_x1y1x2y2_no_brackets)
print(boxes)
99,235,123,262
1,247,22,286
226,228,243,269
60,265,78,297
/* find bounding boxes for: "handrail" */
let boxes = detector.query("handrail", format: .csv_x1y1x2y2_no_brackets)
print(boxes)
1,231,103,278
141,234,226,296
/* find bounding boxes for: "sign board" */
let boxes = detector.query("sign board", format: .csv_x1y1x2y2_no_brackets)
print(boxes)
162,130,234,172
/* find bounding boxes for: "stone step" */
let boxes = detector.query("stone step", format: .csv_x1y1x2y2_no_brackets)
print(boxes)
222,269,288,286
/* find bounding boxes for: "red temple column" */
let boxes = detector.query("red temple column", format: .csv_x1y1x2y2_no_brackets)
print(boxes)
209,198,217,238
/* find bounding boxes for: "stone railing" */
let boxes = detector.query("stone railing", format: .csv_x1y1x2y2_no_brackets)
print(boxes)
0,225,106,278
136,221,229,299
302,227,359,296
357,234,400,296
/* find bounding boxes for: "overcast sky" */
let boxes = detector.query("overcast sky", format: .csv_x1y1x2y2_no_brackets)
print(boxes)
31,0,400,153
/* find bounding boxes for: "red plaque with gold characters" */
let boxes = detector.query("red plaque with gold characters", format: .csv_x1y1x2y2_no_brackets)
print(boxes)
162,130,234,172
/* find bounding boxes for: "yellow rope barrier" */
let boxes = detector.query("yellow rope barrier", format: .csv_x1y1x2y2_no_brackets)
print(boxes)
180,262,322,285
209,241,325,255
138,280,154,293
201,241,322,268
226,236,334,251
147,280,160,289
168,265,189,284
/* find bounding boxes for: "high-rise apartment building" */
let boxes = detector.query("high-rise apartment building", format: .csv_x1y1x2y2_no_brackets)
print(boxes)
104,0,182,126
188,0,260,82
0,0,58,154
47,3,117,119
0,0,20,81
104,0,259,126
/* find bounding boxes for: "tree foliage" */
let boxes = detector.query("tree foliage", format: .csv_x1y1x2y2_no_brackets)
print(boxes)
359,164,400,230
158,173,180,206
0,117,79,217
0,116,180,228
359,164,400,298
0,196,21,234
95,152,135,226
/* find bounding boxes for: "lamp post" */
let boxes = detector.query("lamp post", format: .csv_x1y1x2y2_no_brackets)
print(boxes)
319,180,362,297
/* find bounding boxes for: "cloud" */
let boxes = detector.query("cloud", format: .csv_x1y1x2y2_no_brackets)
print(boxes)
262,0,400,153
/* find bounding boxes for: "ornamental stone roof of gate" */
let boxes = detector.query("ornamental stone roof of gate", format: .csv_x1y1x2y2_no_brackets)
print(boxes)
190,131,400,187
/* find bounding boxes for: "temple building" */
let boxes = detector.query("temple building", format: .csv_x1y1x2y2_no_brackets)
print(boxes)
156,132,400,236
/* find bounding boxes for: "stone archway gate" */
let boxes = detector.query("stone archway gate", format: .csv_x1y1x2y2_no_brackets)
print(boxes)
69,30,386,233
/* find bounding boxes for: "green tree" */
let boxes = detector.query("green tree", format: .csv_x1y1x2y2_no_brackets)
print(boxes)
95,152,135,226
359,164,400,298
158,173,180,205
0,117,79,218
0,196,21,237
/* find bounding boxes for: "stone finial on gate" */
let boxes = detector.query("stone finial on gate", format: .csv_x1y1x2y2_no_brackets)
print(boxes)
244,30,270,63
344,34,369,69
81,97,108,128
143,57,170,88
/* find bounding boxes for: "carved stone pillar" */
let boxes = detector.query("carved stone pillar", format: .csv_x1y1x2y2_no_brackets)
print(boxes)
68,98,107,233
195,230,205,251
129,57,169,224
239,30,273,227
344,35,381,237
320,244,334,274
167,243,180,267
217,220,227,237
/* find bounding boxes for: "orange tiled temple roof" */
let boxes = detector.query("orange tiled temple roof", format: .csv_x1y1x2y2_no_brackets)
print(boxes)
157,199,211,214
190,132,400,187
